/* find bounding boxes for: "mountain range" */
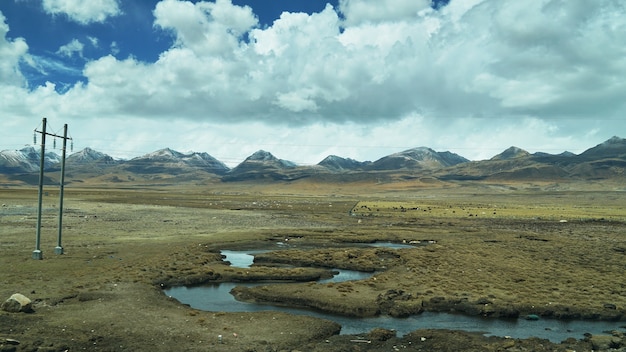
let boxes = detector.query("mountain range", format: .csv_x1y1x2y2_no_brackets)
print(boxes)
2,137,626,185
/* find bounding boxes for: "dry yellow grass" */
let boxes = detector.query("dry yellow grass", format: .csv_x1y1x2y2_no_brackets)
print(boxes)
1,180,626,351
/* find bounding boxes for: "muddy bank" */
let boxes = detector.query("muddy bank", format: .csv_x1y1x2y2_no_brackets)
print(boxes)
296,328,626,352
215,244,626,322
167,241,626,350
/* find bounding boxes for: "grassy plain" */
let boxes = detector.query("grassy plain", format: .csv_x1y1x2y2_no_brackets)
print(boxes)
1,179,626,351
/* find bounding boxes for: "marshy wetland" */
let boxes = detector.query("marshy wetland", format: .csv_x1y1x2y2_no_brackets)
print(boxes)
1,181,626,351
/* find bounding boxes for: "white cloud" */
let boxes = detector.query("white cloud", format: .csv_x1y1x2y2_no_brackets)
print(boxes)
2,0,626,165
338,0,432,26
0,11,28,87
36,0,625,125
110,41,119,55
458,0,626,118
153,0,257,56
42,0,121,24
87,36,99,47
56,39,84,58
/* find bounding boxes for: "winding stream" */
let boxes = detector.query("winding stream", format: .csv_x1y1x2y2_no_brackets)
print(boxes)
165,247,624,342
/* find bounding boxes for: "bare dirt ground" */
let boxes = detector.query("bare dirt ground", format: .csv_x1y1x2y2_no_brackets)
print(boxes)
1,180,626,351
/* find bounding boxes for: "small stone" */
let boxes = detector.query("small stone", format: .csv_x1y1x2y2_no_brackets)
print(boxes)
367,328,396,341
603,303,617,310
1,293,33,313
500,339,515,348
589,334,622,350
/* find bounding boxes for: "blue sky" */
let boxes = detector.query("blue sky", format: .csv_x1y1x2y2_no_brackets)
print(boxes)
1,0,624,167
4,0,358,90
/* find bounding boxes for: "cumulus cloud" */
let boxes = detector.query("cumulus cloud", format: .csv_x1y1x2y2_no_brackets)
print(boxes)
8,0,626,123
56,39,84,58
338,0,432,26
0,12,28,87
2,0,626,163
110,41,120,55
153,0,258,55
47,0,621,126
42,0,121,24
87,36,99,47
456,0,626,118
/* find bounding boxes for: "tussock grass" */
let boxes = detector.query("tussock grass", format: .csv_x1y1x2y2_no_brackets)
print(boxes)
2,182,626,351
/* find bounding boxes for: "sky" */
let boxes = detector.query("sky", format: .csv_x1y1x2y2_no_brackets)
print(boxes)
1,0,625,167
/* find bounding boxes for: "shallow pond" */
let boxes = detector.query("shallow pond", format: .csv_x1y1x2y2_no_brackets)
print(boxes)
165,247,624,342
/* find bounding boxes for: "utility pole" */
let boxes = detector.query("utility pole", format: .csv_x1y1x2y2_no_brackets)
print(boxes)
33,118,47,260
33,118,72,259
55,124,69,255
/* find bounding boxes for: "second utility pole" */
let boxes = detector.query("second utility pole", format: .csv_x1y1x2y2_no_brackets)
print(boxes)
55,123,69,255
33,118,47,260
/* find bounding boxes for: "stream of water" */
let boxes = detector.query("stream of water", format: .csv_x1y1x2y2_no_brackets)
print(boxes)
165,247,624,342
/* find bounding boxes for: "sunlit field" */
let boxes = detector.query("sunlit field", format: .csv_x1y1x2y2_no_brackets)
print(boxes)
1,182,625,351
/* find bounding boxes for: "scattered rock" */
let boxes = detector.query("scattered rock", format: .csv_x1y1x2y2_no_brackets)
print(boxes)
377,289,411,302
367,328,396,341
0,345,17,352
589,334,623,350
1,293,33,313
429,296,446,304
0,338,20,352
475,297,492,305
3,339,20,345
496,306,520,319
603,303,617,310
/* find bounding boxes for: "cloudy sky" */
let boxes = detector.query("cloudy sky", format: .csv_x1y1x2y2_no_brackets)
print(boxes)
1,0,625,167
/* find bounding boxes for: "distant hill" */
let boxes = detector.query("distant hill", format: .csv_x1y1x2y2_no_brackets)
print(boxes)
368,147,469,171
65,147,119,169
221,150,307,181
67,147,116,163
439,136,626,181
318,155,370,171
0,146,60,174
122,148,229,176
490,147,530,160
2,137,626,185
577,136,626,160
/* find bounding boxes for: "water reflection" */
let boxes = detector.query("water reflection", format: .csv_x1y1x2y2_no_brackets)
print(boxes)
220,249,265,268
165,283,622,342
221,248,373,282
222,242,414,269
166,248,624,342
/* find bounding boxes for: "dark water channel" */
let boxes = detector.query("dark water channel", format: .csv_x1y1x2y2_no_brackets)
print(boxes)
165,245,624,342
